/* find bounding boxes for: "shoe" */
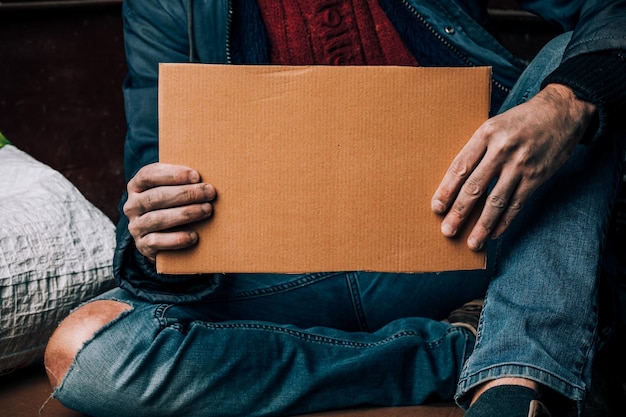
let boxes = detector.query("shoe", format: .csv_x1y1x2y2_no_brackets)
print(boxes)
444,299,483,337
528,399,552,417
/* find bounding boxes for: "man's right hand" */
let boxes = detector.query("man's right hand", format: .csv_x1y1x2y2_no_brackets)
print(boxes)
124,163,216,262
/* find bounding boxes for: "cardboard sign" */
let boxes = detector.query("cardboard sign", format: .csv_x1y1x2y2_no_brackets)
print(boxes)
158,64,490,274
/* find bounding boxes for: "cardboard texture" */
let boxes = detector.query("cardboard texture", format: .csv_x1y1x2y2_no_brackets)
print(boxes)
158,64,490,274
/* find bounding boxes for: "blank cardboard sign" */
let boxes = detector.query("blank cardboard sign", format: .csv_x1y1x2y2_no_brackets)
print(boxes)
158,64,490,274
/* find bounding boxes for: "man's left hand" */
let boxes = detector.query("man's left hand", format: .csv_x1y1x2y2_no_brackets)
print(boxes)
431,83,596,251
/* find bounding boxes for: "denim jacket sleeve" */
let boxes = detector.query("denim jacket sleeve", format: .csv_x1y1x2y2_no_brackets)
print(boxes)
518,0,626,57
115,0,227,303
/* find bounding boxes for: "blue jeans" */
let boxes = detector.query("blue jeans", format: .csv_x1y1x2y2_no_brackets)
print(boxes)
53,33,625,417
455,33,626,414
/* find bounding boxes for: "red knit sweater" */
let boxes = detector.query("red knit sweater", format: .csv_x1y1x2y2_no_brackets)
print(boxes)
255,0,418,66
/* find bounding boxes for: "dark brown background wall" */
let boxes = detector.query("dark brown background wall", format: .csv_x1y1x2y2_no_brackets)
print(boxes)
0,0,126,221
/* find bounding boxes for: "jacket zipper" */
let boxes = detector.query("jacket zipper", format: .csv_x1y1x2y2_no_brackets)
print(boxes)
225,0,233,63
187,0,195,62
399,0,509,95
187,0,232,63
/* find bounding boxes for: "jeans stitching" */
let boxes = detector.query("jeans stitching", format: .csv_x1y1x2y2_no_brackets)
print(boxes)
345,272,370,332
193,321,461,349
198,272,342,302
575,136,626,388
154,303,172,329
457,363,587,400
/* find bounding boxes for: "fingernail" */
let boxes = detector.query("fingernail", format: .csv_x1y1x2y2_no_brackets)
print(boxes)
201,203,212,215
189,171,200,183
468,237,482,251
202,183,217,200
432,200,445,213
441,223,456,237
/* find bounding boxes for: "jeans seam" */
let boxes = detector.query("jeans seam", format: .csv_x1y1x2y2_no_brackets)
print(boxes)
154,303,176,330
574,135,625,393
198,272,341,302
471,238,500,345
193,321,461,349
345,272,370,332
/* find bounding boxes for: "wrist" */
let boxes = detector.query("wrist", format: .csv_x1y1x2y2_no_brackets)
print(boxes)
543,83,597,139
544,83,596,118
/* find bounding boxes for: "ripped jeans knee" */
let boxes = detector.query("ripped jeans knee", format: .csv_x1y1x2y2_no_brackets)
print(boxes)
44,288,135,389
